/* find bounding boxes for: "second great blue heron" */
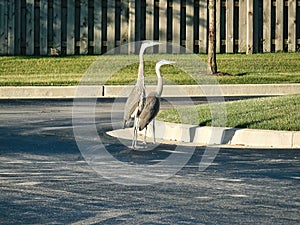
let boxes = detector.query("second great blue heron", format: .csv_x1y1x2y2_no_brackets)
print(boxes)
132,59,175,148
123,41,161,129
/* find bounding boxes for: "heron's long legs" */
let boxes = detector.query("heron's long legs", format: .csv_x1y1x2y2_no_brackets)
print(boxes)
131,117,139,149
143,126,148,144
152,119,156,144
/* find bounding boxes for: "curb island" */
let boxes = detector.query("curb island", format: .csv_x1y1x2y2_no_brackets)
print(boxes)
107,121,300,149
1,84,299,149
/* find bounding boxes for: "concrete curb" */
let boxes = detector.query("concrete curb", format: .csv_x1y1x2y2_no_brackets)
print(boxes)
0,84,299,99
108,121,300,149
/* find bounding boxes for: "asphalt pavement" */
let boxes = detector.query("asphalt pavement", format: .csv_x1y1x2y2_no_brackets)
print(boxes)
0,99,299,224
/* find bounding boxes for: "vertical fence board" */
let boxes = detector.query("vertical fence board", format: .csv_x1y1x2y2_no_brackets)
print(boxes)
120,0,129,53
15,0,21,55
21,0,26,55
145,0,154,53
107,0,115,51
0,0,8,55
159,0,168,52
146,0,154,41
186,0,194,52
226,0,234,53
79,0,88,54
173,0,181,52
48,0,53,50
128,0,135,53
238,0,247,52
67,0,75,55
135,0,141,43
199,0,207,53
275,0,284,51
26,0,34,55
263,0,272,52
252,0,259,53
288,0,296,52
61,0,67,55
34,0,39,55
216,0,221,53
8,0,15,55
94,0,102,54
88,0,94,54
247,0,253,54
53,0,61,53
40,0,48,55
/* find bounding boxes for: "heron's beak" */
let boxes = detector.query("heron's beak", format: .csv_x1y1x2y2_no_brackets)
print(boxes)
151,41,161,46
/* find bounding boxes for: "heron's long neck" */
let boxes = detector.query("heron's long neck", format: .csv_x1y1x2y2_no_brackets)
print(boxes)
155,66,163,97
137,46,146,83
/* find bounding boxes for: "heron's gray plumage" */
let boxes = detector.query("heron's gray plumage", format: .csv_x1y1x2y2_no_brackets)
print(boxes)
123,80,145,126
138,60,176,143
139,93,160,131
123,41,160,129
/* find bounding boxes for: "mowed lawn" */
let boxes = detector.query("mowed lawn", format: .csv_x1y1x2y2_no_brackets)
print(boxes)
0,52,300,86
157,94,300,131
0,53,299,131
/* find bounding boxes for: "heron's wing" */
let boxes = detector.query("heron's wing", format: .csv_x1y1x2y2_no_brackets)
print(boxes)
123,86,144,121
138,96,160,131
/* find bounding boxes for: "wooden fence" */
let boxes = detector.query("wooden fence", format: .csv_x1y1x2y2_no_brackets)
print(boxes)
0,0,299,55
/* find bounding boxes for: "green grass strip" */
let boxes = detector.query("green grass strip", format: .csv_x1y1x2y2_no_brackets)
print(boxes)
0,52,299,86
157,94,300,131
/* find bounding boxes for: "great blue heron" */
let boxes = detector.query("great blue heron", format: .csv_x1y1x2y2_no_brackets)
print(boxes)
123,41,161,129
134,59,176,147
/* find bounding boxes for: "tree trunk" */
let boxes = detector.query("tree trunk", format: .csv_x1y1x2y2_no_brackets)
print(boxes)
207,0,217,74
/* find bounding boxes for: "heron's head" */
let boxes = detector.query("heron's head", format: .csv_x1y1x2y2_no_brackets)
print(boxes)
142,40,161,48
139,41,161,58
156,59,176,68
155,60,176,75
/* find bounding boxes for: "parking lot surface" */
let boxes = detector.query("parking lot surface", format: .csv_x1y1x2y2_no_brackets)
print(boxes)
0,99,299,224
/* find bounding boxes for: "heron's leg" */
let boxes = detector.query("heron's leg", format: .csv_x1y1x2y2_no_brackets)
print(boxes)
153,119,156,144
143,126,148,144
131,117,138,149
131,126,136,149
